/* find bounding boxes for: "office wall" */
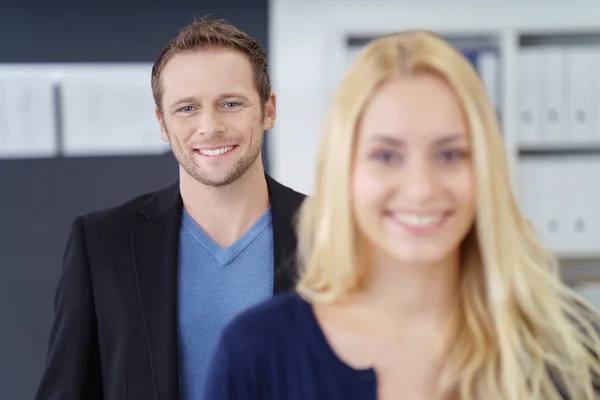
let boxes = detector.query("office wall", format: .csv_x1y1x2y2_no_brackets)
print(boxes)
0,2,269,399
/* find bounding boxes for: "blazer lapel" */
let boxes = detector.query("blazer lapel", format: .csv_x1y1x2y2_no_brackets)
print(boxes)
131,183,182,400
128,176,305,399
266,175,306,294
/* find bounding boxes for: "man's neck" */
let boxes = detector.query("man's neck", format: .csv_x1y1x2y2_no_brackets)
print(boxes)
179,163,270,248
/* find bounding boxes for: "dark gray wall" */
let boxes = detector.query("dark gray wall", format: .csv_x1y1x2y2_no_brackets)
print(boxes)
0,2,269,399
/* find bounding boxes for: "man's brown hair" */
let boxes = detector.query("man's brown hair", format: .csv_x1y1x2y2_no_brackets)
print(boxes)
151,17,271,113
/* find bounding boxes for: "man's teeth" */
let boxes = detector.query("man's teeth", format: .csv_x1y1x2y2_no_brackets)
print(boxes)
393,213,444,226
199,146,234,156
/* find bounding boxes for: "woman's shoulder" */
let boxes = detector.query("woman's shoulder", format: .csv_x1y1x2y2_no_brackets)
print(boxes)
220,291,311,349
204,292,317,398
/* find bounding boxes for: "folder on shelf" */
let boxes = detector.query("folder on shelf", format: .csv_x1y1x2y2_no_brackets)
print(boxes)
565,46,598,143
539,46,566,144
60,64,170,157
569,157,600,254
477,50,501,116
594,47,600,143
0,65,59,159
587,159,600,252
518,48,542,144
518,157,569,254
460,47,502,118
563,157,592,254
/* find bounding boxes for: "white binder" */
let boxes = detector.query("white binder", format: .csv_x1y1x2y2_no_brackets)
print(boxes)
539,46,566,144
518,157,569,254
590,160,600,253
478,51,500,115
564,47,597,143
594,47,600,142
60,64,170,157
563,157,590,254
518,48,542,144
0,66,59,159
518,159,545,240
563,157,600,255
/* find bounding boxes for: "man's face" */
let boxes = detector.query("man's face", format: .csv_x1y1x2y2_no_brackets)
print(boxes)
156,48,275,187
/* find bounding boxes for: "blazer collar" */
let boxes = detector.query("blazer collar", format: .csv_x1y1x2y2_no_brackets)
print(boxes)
130,175,304,399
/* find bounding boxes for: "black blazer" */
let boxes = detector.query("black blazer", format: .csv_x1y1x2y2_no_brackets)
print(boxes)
35,175,306,400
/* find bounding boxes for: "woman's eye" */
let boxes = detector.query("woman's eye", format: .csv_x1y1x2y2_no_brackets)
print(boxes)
438,149,466,162
373,151,400,164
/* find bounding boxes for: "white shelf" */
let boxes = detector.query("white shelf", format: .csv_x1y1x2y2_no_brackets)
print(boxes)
518,142,600,152
270,0,600,269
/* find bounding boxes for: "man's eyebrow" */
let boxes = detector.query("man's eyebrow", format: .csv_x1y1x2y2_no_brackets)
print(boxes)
169,96,199,109
216,93,251,102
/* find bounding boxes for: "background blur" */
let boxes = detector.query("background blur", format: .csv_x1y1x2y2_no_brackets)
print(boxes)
1,0,599,399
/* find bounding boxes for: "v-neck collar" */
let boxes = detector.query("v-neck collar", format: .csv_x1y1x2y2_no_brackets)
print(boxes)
181,207,272,266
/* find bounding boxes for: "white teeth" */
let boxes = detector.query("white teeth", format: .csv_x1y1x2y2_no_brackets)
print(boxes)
393,213,444,227
198,146,234,156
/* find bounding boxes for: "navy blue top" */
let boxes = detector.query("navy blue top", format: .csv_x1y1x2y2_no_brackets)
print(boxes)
203,292,377,400
203,292,581,400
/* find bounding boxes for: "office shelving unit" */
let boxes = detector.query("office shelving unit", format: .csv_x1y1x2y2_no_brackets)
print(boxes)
340,27,600,266
270,0,600,288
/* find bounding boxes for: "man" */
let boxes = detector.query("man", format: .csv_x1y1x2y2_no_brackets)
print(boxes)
35,17,306,400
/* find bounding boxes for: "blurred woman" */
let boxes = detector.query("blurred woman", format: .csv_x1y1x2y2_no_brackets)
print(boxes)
203,30,600,400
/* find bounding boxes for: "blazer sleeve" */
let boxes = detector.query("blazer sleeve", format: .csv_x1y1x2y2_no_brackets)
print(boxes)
34,216,103,400
203,330,263,400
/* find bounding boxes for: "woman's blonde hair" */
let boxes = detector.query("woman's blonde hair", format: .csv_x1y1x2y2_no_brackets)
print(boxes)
295,30,600,399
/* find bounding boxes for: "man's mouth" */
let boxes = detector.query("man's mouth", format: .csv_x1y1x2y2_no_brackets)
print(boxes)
195,145,237,157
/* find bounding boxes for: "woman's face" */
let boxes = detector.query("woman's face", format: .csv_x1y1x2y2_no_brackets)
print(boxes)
352,73,476,268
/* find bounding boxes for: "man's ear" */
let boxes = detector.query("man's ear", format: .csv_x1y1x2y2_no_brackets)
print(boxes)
262,92,276,131
155,107,169,142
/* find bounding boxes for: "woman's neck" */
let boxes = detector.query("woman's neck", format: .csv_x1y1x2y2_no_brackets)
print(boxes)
349,248,461,329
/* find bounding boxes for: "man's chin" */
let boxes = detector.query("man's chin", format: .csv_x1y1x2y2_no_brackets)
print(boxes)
184,166,246,188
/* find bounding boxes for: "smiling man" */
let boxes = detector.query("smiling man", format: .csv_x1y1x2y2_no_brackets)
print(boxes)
35,18,306,400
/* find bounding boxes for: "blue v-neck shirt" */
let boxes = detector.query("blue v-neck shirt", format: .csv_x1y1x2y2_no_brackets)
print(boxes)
177,208,274,400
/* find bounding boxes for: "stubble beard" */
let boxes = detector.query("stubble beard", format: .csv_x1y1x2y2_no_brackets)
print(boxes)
165,125,264,188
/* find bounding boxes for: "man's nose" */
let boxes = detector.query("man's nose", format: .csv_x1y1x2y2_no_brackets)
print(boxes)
197,108,225,136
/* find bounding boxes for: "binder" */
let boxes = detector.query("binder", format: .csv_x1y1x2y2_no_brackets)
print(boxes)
563,157,600,255
455,46,502,123
518,157,568,254
518,159,545,240
564,47,597,143
461,48,480,68
563,157,590,254
539,46,566,144
0,66,58,159
518,48,542,144
594,46,600,142
589,160,600,252
477,50,501,117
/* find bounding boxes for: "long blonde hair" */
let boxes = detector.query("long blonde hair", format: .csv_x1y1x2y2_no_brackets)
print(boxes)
295,30,600,399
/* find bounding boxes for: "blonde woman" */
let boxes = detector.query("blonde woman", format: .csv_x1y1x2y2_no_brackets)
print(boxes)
203,30,600,400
